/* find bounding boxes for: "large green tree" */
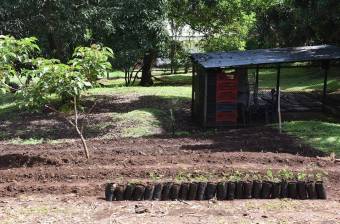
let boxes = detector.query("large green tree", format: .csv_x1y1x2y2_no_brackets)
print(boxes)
0,0,169,86
89,0,168,86
253,0,340,48
167,0,264,51
0,0,91,60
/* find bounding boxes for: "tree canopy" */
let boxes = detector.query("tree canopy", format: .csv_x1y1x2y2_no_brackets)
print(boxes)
89,0,168,85
167,0,264,51
1,0,339,75
0,0,91,60
254,0,340,48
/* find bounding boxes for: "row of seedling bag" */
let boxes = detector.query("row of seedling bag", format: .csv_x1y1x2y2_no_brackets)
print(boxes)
105,170,327,201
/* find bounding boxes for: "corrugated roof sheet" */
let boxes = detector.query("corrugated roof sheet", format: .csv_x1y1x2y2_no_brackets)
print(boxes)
191,45,340,69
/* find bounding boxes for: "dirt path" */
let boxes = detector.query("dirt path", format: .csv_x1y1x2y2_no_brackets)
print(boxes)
0,195,339,224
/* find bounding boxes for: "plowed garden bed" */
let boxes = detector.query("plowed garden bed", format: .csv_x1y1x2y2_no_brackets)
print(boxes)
0,129,339,200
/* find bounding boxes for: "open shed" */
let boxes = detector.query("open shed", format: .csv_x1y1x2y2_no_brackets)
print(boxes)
191,45,340,127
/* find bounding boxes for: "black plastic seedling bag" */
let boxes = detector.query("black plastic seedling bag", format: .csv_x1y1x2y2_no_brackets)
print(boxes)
315,182,327,199
170,183,181,200
243,181,253,199
196,182,207,201
288,182,298,199
280,181,288,198
297,181,307,200
227,182,236,200
205,182,217,200
124,184,135,201
271,182,281,199
252,181,262,199
133,184,145,201
153,183,163,200
306,182,317,199
144,184,155,200
188,182,198,200
179,183,190,200
105,183,115,201
235,182,244,199
216,182,227,200
261,181,272,199
161,182,173,201
114,185,125,201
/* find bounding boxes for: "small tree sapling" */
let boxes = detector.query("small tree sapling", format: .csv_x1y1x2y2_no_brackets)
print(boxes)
0,36,114,160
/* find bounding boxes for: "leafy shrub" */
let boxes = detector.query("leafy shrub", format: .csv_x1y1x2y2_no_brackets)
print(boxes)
20,58,92,109
0,35,114,110
0,35,39,92
69,44,114,83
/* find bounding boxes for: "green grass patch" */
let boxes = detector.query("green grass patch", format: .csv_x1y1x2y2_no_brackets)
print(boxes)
253,67,340,91
7,137,62,145
112,108,168,138
105,70,125,79
88,86,191,100
282,121,340,156
98,72,192,88
0,93,20,117
9,137,44,145
154,73,192,86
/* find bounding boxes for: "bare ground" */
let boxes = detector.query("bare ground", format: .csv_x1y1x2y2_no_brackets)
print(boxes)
0,194,339,224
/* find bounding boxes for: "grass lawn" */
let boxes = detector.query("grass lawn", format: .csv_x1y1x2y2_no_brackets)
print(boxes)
252,67,340,91
0,93,18,117
88,85,191,99
282,121,340,156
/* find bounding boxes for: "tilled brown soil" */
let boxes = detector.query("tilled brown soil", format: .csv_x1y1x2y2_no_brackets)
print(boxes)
0,127,339,200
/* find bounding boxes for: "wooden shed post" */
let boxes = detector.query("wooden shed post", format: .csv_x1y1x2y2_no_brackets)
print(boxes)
278,87,282,133
276,65,281,112
322,60,330,111
203,70,208,127
254,65,259,105
191,63,196,119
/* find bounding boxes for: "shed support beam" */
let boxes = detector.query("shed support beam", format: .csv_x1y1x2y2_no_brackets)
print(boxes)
203,71,208,127
322,61,330,112
276,65,281,114
278,87,282,133
191,63,196,119
254,65,259,105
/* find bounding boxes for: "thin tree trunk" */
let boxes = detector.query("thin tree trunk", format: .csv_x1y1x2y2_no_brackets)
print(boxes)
44,98,92,160
75,125,90,159
74,97,90,159
124,69,129,86
140,50,156,86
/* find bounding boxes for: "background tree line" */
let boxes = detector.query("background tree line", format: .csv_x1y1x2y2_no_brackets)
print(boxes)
1,0,339,86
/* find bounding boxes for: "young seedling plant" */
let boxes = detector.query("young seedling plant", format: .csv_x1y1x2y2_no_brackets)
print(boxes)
297,172,307,182
265,169,281,183
278,168,295,182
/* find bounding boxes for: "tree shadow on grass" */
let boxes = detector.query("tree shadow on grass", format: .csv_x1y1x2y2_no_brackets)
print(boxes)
86,94,327,157
0,94,195,141
175,126,327,157
0,92,329,157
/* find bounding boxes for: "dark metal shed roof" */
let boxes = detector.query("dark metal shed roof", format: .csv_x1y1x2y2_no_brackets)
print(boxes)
191,45,340,69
